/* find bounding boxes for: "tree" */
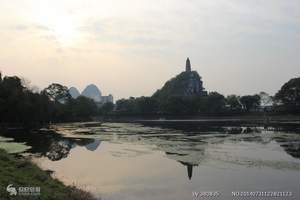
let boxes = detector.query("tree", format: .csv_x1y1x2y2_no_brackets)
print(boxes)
152,71,206,100
275,77,300,112
1,76,24,93
42,83,71,103
135,97,159,114
67,96,98,121
0,76,25,123
115,97,137,114
205,92,226,113
101,102,114,115
240,95,261,112
0,73,102,126
259,92,273,112
0,75,53,126
226,95,242,112
160,96,188,114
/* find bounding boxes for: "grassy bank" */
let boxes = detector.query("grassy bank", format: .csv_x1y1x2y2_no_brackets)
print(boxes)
0,149,99,200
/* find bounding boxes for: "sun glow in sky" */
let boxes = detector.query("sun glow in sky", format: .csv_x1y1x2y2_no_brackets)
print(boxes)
37,15,79,46
0,0,300,100
31,3,82,46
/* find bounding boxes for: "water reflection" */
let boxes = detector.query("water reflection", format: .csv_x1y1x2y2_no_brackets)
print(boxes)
2,123,300,170
29,124,300,166
0,129,101,161
85,140,102,151
1,123,300,200
274,136,300,158
46,123,300,172
179,162,197,180
2,123,300,169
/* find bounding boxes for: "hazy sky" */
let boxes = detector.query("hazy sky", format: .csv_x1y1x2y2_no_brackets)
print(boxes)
0,0,299,100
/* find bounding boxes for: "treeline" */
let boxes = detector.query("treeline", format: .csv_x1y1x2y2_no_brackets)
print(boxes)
1,72,299,126
115,77,300,115
0,73,113,128
115,93,262,115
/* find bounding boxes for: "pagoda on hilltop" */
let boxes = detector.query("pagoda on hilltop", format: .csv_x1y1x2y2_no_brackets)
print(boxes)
186,57,191,72
152,58,207,99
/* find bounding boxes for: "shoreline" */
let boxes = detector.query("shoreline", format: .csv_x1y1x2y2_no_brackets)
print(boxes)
0,149,100,200
101,114,300,128
1,114,300,130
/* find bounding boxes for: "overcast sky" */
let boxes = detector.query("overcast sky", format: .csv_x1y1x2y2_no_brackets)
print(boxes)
0,0,299,100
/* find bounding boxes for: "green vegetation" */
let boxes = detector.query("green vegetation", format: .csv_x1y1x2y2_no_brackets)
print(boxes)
239,95,261,112
0,149,99,200
0,73,103,128
153,71,206,99
115,76,300,116
1,71,300,121
115,92,228,115
275,77,300,113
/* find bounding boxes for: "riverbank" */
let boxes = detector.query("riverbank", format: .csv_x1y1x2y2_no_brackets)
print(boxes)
101,114,300,128
0,149,100,200
101,113,300,121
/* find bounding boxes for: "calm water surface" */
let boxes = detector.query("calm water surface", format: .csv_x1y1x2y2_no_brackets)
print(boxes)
1,122,300,200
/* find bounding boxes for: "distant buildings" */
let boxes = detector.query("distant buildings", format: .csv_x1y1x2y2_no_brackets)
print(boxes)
101,94,114,104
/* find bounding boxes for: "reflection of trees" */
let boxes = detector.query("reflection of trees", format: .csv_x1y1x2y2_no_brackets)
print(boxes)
73,138,95,147
106,124,300,175
273,136,300,158
45,137,101,161
46,140,73,161
227,130,300,159
0,129,102,161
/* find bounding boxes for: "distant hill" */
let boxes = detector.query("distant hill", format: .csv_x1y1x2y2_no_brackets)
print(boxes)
81,84,102,102
69,87,80,99
153,62,207,100
153,71,206,98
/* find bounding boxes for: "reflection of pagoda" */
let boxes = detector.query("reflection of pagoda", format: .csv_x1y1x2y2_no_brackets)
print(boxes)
180,161,198,180
274,137,300,158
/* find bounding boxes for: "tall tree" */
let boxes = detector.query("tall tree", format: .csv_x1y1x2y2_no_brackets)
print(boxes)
226,95,242,112
68,96,98,120
205,92,226,113
240,95,261,112
275,77,300,112
42,83,71,103
259,92,273,108
100,102,115,115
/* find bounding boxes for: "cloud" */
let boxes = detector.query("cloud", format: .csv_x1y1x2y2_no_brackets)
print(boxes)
13,25,28,31
0,0,300,98
5,23,50,32
33,25,50,31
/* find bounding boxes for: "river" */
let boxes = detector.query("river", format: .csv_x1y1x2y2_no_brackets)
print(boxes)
1,122,300,200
